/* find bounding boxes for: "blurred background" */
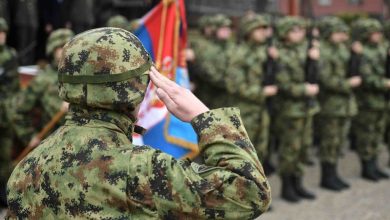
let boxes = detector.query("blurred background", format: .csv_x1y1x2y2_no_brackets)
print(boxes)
3,0,390,66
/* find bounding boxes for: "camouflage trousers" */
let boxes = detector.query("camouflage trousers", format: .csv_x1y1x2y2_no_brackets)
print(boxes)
239,105,270,161
276,116,313,176
300,116,313,163
318,116,350,164
352,110,386,161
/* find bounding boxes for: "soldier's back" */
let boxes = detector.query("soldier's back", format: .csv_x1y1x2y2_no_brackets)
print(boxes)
6,106,159,219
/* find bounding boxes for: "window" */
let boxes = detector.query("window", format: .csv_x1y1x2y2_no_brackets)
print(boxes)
318,0,332,6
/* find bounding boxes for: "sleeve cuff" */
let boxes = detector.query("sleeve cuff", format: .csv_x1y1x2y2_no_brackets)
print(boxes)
191,107,247,151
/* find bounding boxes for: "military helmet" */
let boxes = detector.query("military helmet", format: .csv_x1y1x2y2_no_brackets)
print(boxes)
46,28,74,56
212,14,232,29
58,28,152,112
198,15,213,30
128,19,140,32
351,18,382,41
276,16,306,38
318,17,349,39
0,17,8,32
240,14,269,37
107,15,129,30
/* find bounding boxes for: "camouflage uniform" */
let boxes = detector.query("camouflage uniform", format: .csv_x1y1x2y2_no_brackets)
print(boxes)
191,14,234,109
6,28,271,219
274,17,319,202
189,15,214,105
0,18,18,207
6,29,74,146
225,14,271,160
352,19,390,180
317,17,357,190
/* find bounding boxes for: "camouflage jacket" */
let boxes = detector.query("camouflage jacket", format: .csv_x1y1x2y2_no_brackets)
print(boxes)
6,107,271,219
0,45,19,101
274,41,320,118
355,41,388,111
318,41,358,117
191,38,235,109
6,64,63,145
225,41,268,106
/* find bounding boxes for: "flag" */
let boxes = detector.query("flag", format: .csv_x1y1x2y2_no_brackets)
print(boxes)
133,0,199,159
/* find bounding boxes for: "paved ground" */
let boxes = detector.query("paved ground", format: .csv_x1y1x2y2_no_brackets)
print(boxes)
259,147,390,220
1,148,389,220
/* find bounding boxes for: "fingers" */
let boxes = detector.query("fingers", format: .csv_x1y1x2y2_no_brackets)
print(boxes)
149,67,183,102
156,88,178,111
150,67,179,90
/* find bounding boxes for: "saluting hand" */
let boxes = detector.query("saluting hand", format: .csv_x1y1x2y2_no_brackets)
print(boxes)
149,67,209,122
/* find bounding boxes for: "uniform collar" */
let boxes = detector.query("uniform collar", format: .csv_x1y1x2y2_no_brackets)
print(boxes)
66,104,138,141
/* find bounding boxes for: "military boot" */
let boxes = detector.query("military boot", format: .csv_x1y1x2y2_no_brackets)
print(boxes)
292,175,316,199
361,159,380,182
263,157,276,176
320,162,344,191
281,175,301,203
373,157,389,179
334,174,350,189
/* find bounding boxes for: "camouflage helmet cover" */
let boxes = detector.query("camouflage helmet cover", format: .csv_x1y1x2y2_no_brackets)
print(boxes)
58,28,152,111
128,19,140,32
198,15,213,30
46,28,74,56
276,16,306,38
240,14,270,37
0,17,8,32
351,18,382,41
212,14,232,29
318,16,349,39
107,15,129,30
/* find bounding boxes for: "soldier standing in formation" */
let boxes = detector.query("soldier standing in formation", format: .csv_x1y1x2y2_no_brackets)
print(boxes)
189,14,234,109
225,13,278,164
273,16,320,202
0,18,18,208
317,17,361,191
351,19,390,181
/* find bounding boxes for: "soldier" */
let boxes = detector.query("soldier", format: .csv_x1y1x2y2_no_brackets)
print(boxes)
6,27,271,219
225,14,278,164
0,18,18,208
6,29,74,150
351,18,390,181
188,15,215,104
316,17,361,191
190,14,234,109
274,16,320,202
106,15,129,30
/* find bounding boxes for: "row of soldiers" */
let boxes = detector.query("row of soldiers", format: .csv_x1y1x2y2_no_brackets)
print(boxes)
0,15,139,207
187,14,390,203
